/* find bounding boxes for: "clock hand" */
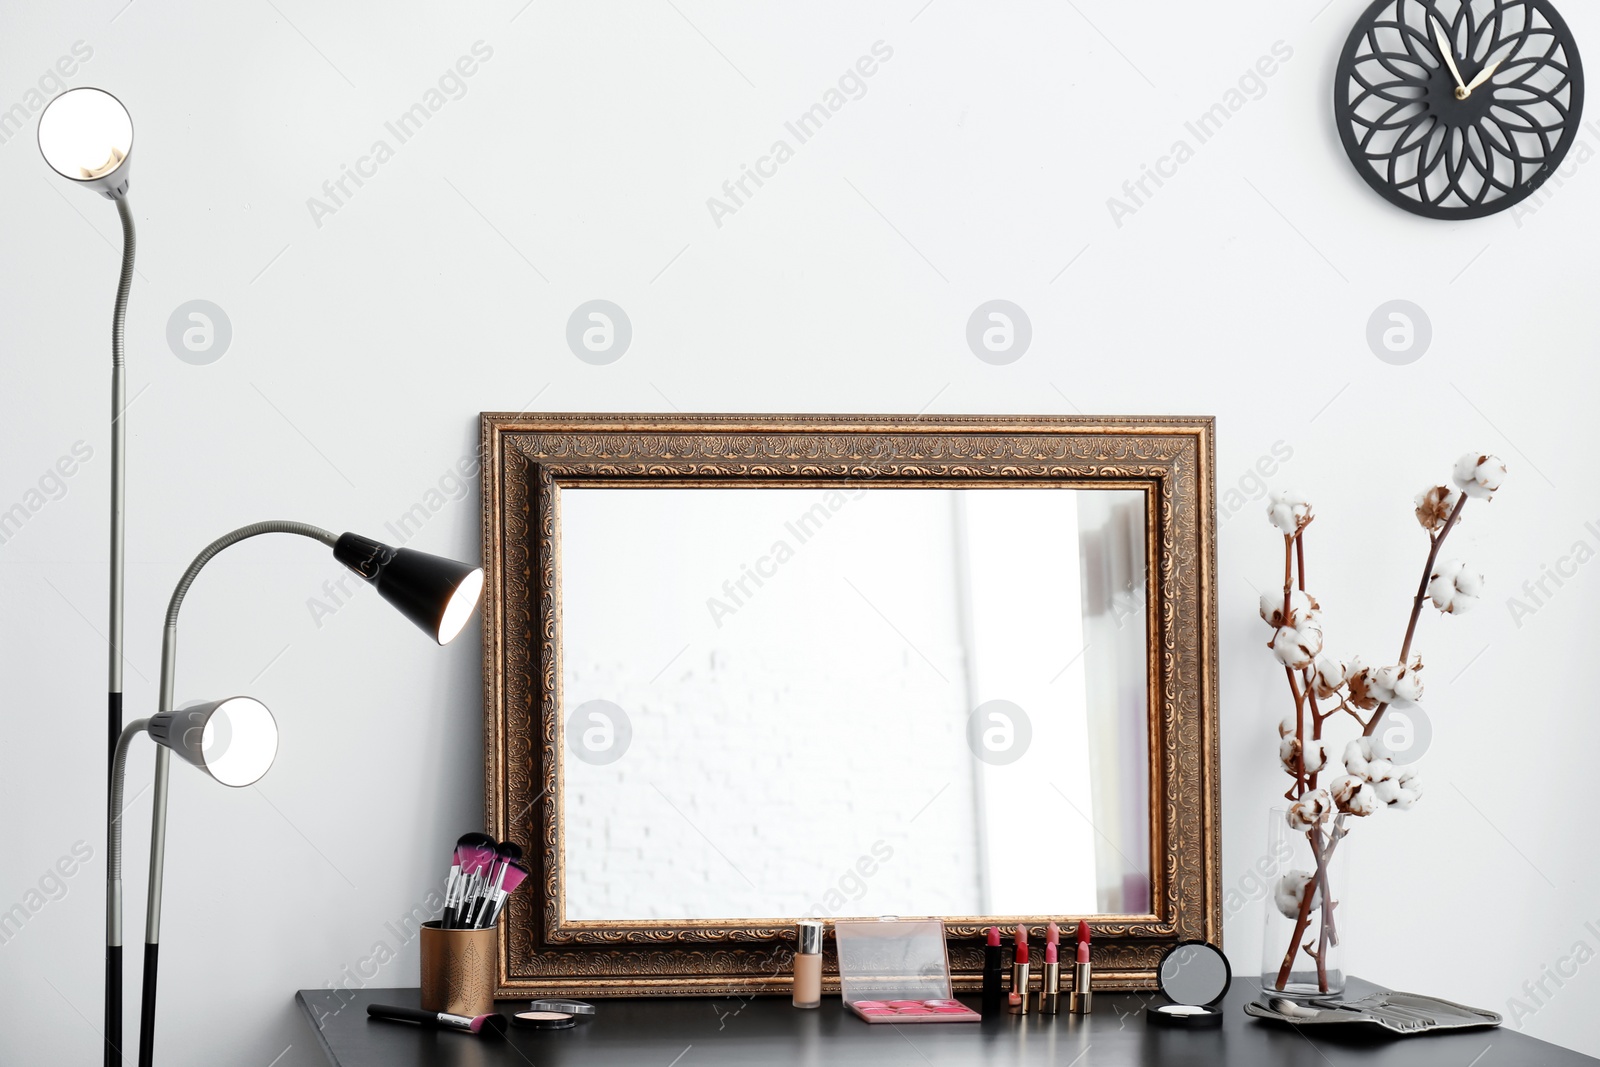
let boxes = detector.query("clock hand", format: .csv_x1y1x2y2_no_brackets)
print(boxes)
1464,56,1503,92
1432,20,1468,95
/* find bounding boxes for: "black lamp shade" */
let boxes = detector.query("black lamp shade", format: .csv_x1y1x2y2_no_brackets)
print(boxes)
333,533,484,644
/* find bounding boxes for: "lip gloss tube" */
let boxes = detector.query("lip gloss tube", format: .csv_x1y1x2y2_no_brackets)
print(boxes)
1008,925,1031,1015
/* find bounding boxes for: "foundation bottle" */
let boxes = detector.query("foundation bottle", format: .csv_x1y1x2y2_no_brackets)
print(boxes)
793,920,823,1009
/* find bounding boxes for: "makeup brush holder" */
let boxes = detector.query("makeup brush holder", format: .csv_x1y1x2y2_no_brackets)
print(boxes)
420,921,497,1016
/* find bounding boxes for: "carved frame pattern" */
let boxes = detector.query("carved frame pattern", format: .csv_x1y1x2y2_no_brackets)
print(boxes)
481,413,1220,996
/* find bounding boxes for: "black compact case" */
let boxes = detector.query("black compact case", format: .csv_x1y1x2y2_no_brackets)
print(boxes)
1145,940,1231,1028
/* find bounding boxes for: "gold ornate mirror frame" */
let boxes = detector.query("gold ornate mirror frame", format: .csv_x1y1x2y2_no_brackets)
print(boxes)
480,413,1220,996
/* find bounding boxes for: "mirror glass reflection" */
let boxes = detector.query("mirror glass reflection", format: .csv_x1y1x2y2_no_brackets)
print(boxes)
559,487,1151,922
1160,943,1231,1005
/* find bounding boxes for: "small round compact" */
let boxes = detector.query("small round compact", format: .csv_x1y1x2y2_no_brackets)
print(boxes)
527,998,596,1017
1145,940,1231,1028
510,1010,576,1031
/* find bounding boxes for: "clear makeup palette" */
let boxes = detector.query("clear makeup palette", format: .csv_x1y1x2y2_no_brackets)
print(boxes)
834,918,981,1024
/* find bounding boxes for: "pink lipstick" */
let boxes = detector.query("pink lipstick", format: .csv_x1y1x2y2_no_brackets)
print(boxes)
1040,922,1061,1015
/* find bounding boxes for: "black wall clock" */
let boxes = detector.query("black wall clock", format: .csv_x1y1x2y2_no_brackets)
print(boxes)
1335,0,1583,218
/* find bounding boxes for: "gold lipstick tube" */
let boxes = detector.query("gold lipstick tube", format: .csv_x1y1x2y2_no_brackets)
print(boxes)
1009,959,1031,1014
1039,959,1060,1015
1071,959,1092,1014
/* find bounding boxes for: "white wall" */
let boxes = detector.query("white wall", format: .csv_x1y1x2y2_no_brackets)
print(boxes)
0,2,1596,1064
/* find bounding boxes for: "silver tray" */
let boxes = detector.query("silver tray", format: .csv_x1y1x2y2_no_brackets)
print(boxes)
1246,990,1502,1035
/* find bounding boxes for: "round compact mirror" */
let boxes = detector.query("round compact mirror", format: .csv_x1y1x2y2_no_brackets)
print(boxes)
1146,940,1231,1028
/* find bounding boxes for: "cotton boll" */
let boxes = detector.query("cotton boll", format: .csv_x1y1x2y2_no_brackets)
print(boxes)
1347,788,1379,816
1278,736,1301,776
1428,558,1484,614
1278,736,1327,776
1364,757,1399,784
1342,740,1368,778
1267,490,1314,535
1414,484,1461,532
1386,768,1422,809
1345,657,1380,711
1342,736,1389,778
1312,655,1346,699
1389,665,1424,706
1370,662,1424,707
1331,775,1378,816
1286,790,1332,830
1452,453,1507,500
1278,714,1297,739
1260,590,1320,629
1271,621,1323,670
1275,870,1321,918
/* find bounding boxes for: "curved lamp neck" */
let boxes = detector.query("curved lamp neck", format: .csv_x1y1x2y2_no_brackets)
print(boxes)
157,521,337,714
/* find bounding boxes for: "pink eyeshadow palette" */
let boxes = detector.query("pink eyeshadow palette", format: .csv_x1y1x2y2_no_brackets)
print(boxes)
835,919,978,1024
846,998,981,1024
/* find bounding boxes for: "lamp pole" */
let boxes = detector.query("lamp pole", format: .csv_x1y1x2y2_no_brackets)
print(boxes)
36,85,136,1067
121,521,482,1067
134,521,337,1067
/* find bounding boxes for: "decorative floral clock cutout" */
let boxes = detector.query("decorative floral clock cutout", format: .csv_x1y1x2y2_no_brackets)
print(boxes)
1335,0,1584,218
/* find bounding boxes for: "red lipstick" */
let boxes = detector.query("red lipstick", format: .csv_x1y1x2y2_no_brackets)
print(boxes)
1072,922,1092,1014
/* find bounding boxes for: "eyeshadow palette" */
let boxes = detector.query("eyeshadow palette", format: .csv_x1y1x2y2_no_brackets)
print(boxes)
834,920,981,1024
847,998,981,1024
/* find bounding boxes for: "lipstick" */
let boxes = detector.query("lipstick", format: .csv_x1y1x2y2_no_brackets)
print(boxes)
981,926,1005,1018
1071,921,1092,1014
1008,924,1031,1015
1039,922,1061,1015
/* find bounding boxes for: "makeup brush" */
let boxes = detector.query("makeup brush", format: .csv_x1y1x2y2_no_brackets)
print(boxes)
461,844,496,928
446,833,496,929
367,1003,506,1035
471,842,523,928
458,833,499,929
483,859,531,928
441,833,492,930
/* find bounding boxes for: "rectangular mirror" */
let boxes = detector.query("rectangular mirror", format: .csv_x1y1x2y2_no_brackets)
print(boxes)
560,487,1152,921
481,414,1220,996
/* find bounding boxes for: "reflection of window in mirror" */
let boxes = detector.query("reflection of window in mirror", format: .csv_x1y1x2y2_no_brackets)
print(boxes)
1075,492,1152,914
560,488,1150,923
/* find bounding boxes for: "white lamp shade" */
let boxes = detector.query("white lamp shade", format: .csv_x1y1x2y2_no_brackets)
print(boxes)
38,87,133,197
437,568,485,644
148,697,278,787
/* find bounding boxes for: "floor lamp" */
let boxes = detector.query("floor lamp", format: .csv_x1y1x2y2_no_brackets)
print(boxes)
117,521,484,1067
36,85,135,1067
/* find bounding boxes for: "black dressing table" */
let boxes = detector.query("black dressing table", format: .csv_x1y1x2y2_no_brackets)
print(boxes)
297,977,1596,1066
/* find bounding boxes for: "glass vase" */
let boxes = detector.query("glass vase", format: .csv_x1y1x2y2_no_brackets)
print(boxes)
1260,807,1349,1000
